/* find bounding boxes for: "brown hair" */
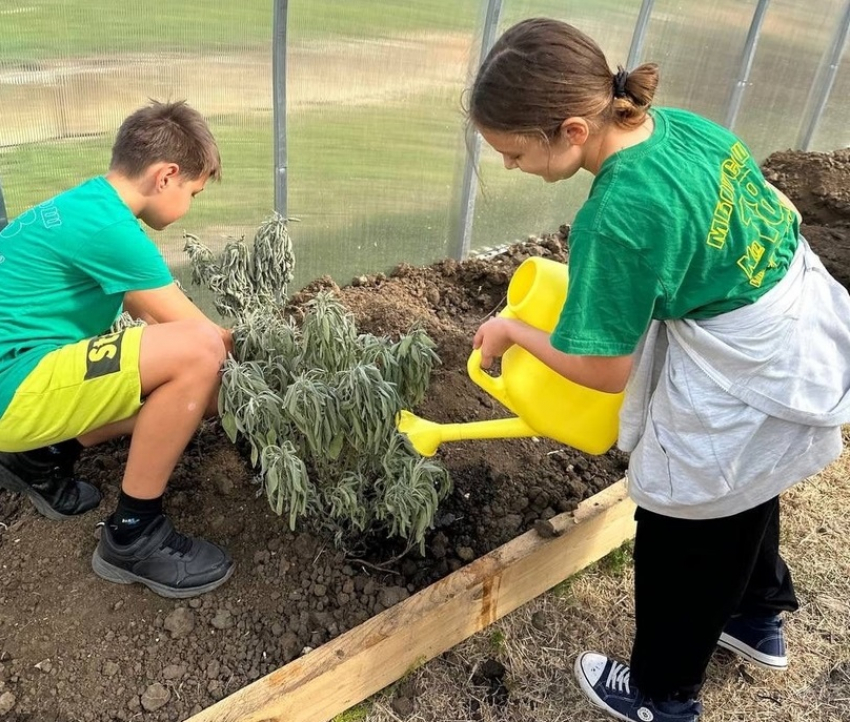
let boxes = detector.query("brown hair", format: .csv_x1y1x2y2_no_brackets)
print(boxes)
110,100,222,181
469,18,659,138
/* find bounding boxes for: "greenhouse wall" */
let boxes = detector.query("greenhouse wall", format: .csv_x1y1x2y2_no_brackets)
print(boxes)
1,0,847,289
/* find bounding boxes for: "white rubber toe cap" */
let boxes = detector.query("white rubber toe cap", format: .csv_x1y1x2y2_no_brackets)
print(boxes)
576,651,608,685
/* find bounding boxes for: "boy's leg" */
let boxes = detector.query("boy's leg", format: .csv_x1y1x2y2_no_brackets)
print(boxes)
629,499,781,700
92,320,235,598
0,441,101,520
123,320,225,499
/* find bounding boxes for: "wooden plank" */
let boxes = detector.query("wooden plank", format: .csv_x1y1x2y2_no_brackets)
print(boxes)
186,478,636,722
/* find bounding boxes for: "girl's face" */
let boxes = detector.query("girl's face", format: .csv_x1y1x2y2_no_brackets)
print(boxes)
478,126,585,183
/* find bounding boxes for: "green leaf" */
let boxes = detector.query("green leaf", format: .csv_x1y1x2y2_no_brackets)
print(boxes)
220,411,238,443
328,432,344,460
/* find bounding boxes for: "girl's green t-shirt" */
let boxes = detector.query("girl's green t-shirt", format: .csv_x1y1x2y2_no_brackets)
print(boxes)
0,176,173,416
551,107,799,357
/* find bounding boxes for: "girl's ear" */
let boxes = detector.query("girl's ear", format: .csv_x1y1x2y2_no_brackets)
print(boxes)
558,118,590,146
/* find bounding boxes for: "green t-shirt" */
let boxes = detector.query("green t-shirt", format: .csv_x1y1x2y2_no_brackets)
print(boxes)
0,176,173,415
551,107,799,357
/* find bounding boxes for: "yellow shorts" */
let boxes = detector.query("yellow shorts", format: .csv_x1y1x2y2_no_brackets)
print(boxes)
0,326,145,452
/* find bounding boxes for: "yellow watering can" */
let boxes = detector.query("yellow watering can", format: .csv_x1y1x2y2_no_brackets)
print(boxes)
397,256,624,456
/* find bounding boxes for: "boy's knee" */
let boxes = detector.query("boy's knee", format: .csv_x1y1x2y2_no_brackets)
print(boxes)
181,321,227,374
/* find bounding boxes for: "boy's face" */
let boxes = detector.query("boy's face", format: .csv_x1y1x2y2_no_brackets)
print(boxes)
140,167,207,231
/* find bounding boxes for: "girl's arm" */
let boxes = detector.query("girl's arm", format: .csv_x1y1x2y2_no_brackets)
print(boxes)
473,316,632,393
765,181,802,224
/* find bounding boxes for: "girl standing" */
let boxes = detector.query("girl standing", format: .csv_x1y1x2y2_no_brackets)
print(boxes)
469,17,850,722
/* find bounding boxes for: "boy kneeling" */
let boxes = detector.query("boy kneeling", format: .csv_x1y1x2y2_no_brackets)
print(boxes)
0,100,235,599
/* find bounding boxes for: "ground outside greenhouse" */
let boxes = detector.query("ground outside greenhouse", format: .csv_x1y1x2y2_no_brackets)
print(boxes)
0,148,848,722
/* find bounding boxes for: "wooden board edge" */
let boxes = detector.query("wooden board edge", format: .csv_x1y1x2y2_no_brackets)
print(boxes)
186,478,636,722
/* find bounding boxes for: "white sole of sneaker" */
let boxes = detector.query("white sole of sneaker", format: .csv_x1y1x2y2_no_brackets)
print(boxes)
573,654,633,722
91,550,235,599
717,633,788,670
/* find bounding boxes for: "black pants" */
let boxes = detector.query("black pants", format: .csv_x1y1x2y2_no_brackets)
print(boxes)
629,496,798,701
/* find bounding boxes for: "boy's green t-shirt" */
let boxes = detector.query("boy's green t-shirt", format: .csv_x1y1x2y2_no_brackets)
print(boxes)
0,176,174,416
551,107,799,357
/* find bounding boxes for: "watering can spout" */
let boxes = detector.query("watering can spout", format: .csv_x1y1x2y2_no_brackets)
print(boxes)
396,410,537,457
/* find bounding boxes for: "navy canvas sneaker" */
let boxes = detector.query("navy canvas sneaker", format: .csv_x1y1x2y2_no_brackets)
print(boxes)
92,514,234,599
718,615,787,670
575,652,702,722
0,446,101,520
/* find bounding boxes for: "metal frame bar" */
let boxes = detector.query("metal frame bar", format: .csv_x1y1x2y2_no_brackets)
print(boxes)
725,0,771,130
626,0,655,70
273,0,289,217
0,176,8,231
796,0,850,150
453,0,504,260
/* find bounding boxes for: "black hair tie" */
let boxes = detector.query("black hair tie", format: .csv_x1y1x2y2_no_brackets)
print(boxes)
613,66,630,99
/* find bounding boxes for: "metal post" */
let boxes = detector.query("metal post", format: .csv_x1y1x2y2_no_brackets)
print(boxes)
796,0,850,150
453,0,503,260
273,0,289,217
0,176,7,231
725,0,771,130
626,0,655,70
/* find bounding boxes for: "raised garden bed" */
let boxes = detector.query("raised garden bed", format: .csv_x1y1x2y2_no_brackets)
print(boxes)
0,147,848,722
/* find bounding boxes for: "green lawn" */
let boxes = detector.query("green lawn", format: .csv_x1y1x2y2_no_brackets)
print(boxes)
1,93,460,220
1,0,641,61
1,0,481,61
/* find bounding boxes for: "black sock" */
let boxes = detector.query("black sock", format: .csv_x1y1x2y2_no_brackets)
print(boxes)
109,491,164,544
51,438,84,461
23,439,84,470
47,438,85,474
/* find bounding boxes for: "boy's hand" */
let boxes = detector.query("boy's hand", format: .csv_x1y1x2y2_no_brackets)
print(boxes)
220,327,234,357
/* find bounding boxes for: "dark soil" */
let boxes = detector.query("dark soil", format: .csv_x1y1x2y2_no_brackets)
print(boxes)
762,147,850,291
0,148,848,722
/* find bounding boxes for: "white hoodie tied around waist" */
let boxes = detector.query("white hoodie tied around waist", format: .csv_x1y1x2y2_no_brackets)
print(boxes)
619,236,850,519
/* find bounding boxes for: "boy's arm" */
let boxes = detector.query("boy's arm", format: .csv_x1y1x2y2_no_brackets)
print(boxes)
124,284,233,355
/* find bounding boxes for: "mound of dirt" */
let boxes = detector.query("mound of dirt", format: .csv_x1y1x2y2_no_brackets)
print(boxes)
763,147,850,290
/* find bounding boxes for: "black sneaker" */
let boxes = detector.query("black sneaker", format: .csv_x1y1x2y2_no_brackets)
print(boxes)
718,614,787,670
574,652,703,722
91,515,234,599
0,447,101,521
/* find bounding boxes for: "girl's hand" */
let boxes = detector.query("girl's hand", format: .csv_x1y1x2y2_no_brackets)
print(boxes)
472,317,519,368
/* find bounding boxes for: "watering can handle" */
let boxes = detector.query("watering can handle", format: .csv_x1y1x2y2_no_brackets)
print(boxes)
467,348,511,409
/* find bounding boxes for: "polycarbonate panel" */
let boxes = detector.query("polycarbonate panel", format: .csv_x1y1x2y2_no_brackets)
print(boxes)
2,1,848,287
469,0,850,256
285,0,479,287
732,0,848,157
809,31,850,152
634,0,756,122
0,1,274,287
469,1,645,255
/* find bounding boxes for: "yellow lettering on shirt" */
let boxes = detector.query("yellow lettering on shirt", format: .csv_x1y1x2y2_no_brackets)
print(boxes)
736,241,766,287
707,142,794,285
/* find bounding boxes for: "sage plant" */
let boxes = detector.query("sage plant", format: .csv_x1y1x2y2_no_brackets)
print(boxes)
185,215,450,551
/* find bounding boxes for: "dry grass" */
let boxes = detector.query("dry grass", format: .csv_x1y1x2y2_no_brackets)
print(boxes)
362,433,850,722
